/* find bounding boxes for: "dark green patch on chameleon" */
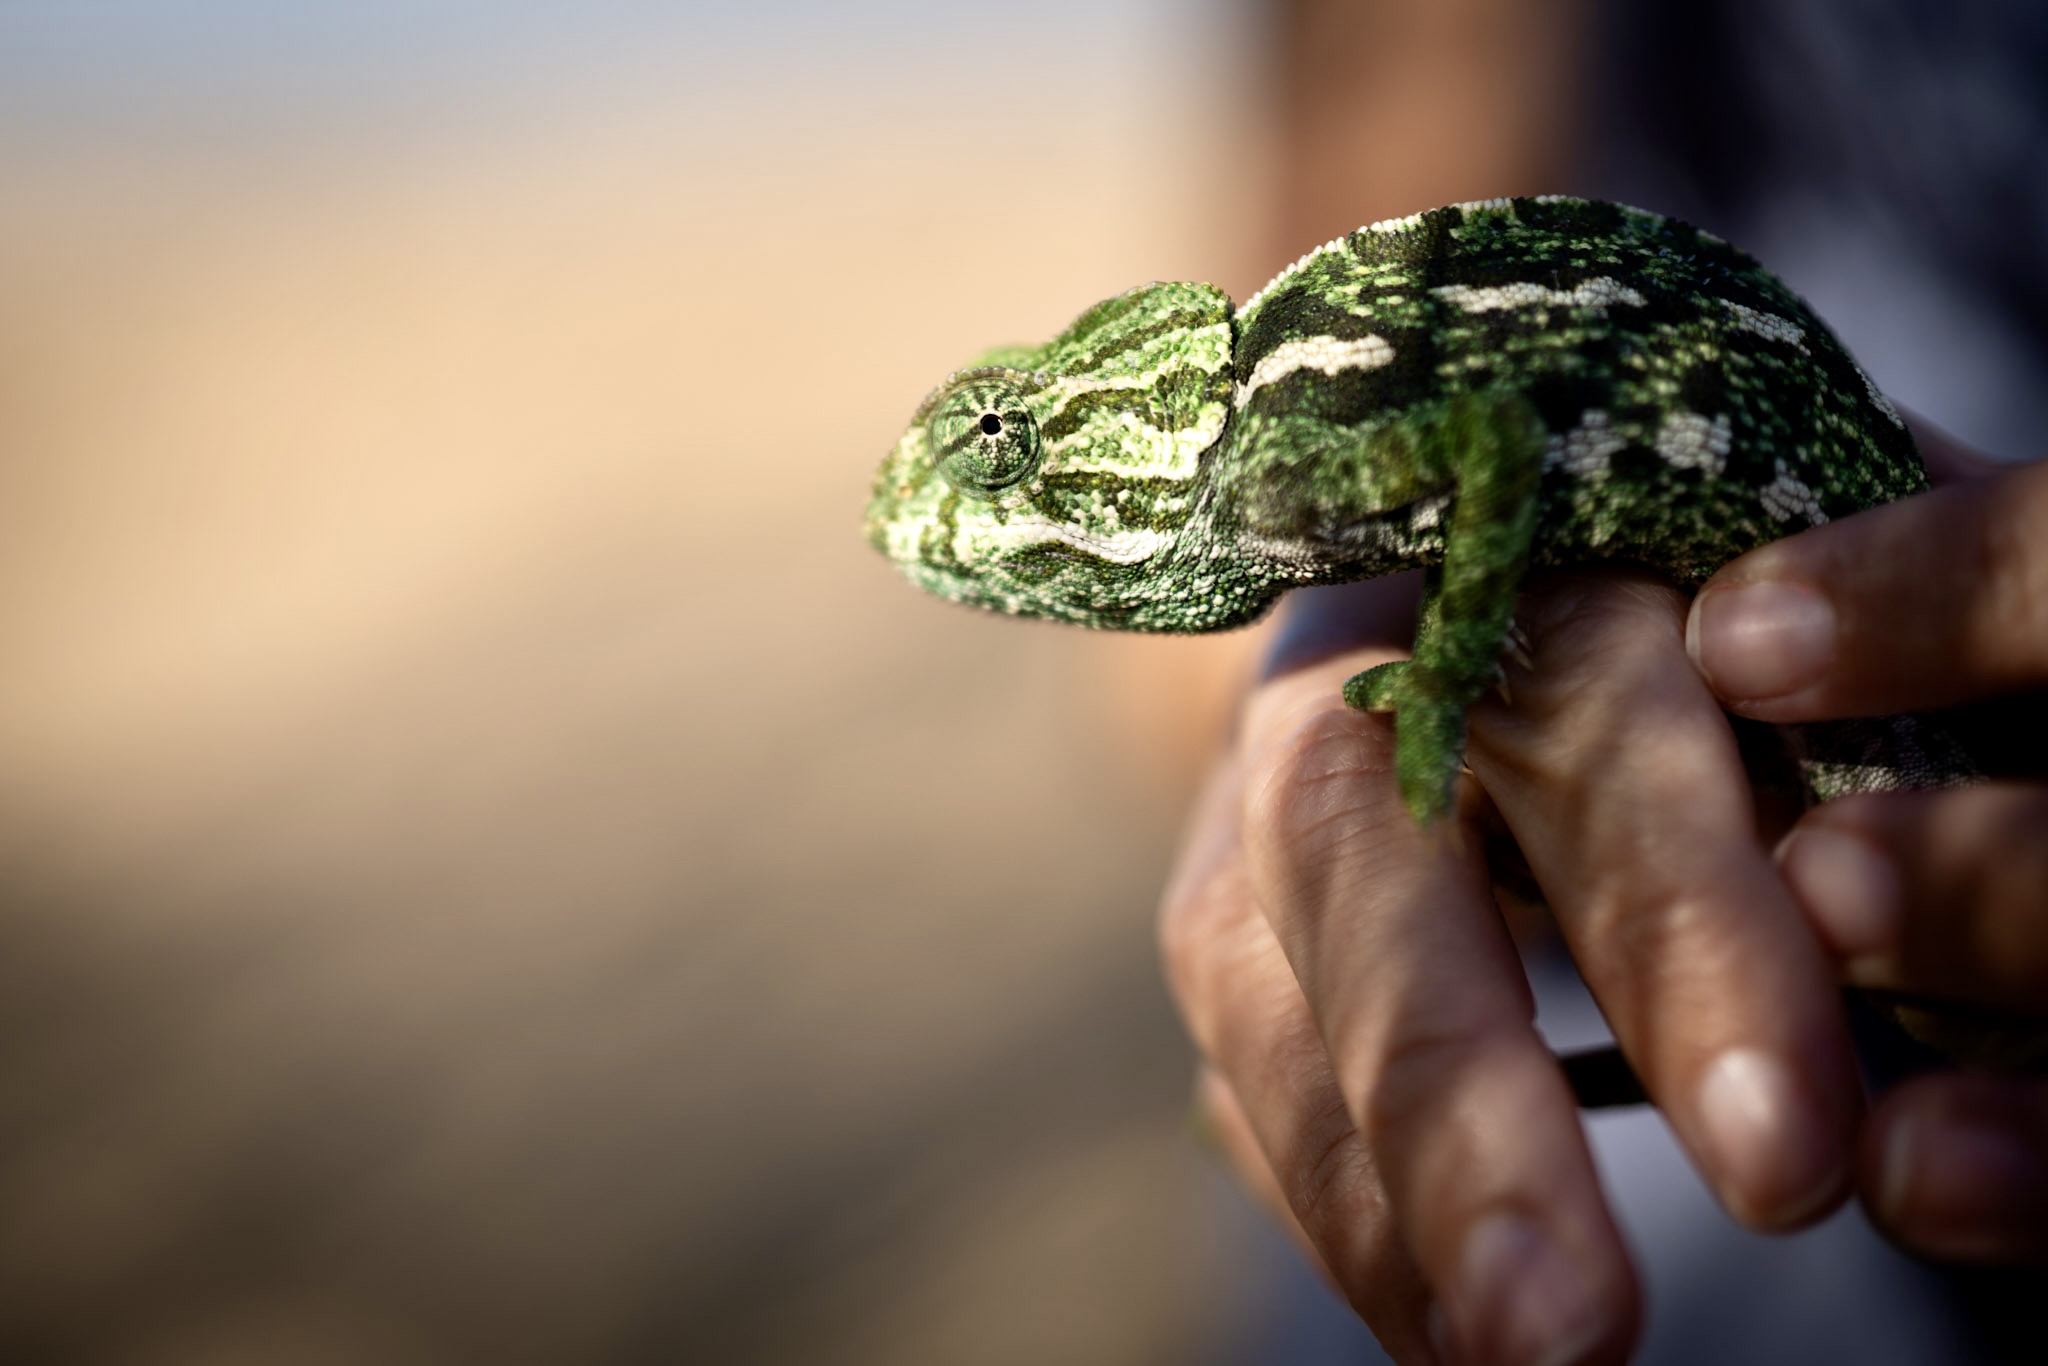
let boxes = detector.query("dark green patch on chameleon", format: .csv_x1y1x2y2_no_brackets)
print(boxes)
866,197,1940,825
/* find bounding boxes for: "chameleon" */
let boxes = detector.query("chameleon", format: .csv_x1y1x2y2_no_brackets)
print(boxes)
867,196,2048,1090
867,196,1972,825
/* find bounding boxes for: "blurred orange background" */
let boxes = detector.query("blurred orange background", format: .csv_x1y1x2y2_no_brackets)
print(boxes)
0,4,1288,1361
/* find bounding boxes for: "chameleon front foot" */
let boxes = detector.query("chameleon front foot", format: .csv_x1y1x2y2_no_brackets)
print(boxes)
1341,660,1408,712
1341,662,1468,825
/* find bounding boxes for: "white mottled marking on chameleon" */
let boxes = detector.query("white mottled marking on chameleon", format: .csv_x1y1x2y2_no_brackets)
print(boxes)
1654,410,1732,475
1720,300,1809,354
1857,367,1906,428
1542,409,1627,478
1456,198,1516,219
1362,210,1427,235
1759,460,1828,525
1049,408,1225,481
963,516,1171,565
1798,761,1896,797
1233,334,1396,408
1434,277,1646,314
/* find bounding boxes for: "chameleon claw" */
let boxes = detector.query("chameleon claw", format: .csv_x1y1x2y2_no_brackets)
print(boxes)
1488,620,1534,704
1504,619,1536,671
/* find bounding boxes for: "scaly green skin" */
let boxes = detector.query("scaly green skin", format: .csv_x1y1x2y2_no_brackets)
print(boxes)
866,197,1953,823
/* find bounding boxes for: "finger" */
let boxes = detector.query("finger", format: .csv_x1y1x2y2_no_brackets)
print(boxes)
1777,785,2048,1018
1239,658,1638,1366
1191,1067,1336,1283
1468,570,1863,1228
1859,1074,2048,1263
1158,750,1437,1361
1685,456,2048,719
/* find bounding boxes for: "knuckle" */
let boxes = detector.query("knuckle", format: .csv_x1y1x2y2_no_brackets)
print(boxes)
1275,1086,1365,1220
1242,704,1398,867
1247,703,1378,805
1942,466,2048,686
1982,525,2048,674
1353,1023,1497,1152
1274,1089,1401,1290
1565,822,1750,962
1577,885,1731,1005
1215,961,1328,1094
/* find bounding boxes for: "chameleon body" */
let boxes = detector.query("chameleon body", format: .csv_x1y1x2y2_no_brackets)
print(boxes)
868,197,1968,824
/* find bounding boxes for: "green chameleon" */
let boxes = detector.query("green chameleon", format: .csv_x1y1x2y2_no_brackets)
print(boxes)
867,196,2048,1090
868,196,1971,825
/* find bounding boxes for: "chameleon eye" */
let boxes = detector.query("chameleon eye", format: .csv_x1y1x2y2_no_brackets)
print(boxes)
929,380,1042,497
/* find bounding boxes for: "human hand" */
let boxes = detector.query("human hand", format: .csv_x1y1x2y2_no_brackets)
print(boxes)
1161,560,1868,1363
1688,424,2048,1263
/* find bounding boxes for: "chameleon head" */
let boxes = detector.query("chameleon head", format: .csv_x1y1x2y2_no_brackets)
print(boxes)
865,280,1268,631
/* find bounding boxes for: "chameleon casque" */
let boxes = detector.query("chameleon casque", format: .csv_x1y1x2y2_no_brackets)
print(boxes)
868,196,1972,829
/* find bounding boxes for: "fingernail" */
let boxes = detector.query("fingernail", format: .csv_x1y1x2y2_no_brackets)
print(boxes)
1695,1048,1845,1226
1451,1212,1614,1366
1686,582,1836,701
1880,1099,2048,1259
1776,826,1903,958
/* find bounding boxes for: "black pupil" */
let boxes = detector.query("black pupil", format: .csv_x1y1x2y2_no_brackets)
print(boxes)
979,412,1003,436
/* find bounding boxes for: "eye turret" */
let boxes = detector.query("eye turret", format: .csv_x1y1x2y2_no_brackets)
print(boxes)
928,377,1042,497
